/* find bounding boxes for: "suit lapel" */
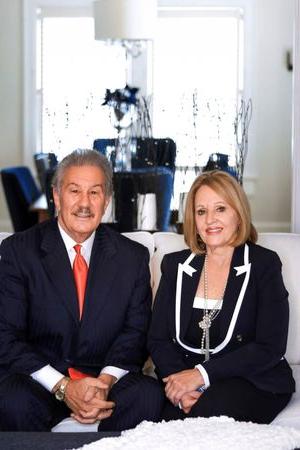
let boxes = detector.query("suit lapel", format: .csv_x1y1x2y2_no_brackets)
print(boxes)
217,244,247,341
81,226,117,322
212,243,252,354
179,254,204,342
40,220,79,323
175,244,251,355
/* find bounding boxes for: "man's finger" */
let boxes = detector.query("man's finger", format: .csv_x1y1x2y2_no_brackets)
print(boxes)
84,386,99,402
71,414,99,424
97,409,114,420
88,398,115,410
85,378,109,390
77,407,100,419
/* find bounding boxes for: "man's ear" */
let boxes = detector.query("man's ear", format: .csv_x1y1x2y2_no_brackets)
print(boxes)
104,196,111,211
52,187,60,213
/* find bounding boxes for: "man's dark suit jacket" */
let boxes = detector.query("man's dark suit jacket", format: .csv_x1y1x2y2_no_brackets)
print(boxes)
148,242,295,394
0,219,152,380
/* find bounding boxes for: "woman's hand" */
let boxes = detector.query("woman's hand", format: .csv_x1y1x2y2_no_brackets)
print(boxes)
163,368,204,406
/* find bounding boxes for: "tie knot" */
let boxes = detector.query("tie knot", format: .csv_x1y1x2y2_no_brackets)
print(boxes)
74,244,82,255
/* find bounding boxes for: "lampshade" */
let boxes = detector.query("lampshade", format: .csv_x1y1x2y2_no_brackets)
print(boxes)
94,0,157,41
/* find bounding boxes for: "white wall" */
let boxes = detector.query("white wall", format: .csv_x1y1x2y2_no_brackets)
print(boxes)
245,0,294,231
0,0,23,230
0,0,295,232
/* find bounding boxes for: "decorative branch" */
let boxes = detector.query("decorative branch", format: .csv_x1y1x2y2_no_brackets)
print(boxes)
234,98,253,184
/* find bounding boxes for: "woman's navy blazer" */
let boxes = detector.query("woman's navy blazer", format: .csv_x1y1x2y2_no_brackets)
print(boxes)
148,242,295,394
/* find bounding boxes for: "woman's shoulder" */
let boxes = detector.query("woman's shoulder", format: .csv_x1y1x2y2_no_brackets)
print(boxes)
247,241,282,266
162,248,193,266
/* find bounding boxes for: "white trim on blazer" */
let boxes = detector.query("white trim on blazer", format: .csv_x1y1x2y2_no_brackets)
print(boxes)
175,244,251,355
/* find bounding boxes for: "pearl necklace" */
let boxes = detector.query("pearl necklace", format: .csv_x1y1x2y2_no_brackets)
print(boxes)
198,254,224,361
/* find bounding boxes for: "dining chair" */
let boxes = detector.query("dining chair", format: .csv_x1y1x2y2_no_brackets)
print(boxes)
34,152,58,192
113,167,173,232
93,137,176,231
1,166,41,232
44,168,56,218
133,137,176,172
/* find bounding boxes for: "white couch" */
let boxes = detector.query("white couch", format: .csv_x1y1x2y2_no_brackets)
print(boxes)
0,231,299,431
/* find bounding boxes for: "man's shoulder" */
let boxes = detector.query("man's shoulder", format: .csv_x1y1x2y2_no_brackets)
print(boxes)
1,219,56,250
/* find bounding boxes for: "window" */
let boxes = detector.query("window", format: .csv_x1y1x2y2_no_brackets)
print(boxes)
153,7,244,203
31,3,244,210
37,11,127,160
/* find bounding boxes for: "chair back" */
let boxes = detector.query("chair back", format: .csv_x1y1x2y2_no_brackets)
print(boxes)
44,168,56,218
93,139,116,156
93,137,176,172
133,138,176,172
34,152,58,192
114,168,173,232
1,166,41,231
93,137,176,231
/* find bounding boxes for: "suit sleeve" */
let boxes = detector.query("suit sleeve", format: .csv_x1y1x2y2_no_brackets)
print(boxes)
148,255,189,378
203,251,290,384
103,247,152,372
0,238,49,375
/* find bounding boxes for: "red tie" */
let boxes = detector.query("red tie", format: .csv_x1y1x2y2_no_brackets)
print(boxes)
69,245,89,381
73,244,88,320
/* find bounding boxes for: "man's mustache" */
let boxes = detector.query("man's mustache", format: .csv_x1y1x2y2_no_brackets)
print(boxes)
73,207,94,217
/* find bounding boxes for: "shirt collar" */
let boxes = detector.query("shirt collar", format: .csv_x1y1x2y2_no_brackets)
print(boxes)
57,222,95,263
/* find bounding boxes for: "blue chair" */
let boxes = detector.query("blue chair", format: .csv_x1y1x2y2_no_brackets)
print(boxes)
93,137,176,172
133,138,176,171
34,152,58,192
93,139,117,167
204,153,237,179
1,166,41,232
44,168,56,218
93,139,116,155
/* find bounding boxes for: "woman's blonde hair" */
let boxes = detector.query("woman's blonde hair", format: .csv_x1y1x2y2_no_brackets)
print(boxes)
184,170,257,253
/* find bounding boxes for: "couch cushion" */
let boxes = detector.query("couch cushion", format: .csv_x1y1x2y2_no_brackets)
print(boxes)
0,232,12,244
271,364,300,429
152,232,187,296
122,231,154,259
258,233,300,365
51,417,99,432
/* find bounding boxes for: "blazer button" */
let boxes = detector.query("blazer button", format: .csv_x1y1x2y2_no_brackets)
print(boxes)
236,334,243,342
172,338,176,343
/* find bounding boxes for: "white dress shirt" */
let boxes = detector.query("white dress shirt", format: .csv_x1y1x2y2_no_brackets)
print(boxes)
31,223,128,391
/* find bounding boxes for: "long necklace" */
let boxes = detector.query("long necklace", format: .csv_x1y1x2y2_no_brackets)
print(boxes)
198,254,224,361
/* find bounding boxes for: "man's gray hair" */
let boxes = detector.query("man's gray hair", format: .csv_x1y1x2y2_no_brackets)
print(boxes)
52,149,113,197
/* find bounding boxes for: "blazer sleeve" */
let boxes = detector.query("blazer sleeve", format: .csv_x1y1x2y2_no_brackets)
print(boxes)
203,250,290,384
148,254,190,378
0,238,49,375
103,247,152,372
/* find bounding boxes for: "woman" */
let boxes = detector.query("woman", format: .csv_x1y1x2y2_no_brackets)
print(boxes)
148,170,294,423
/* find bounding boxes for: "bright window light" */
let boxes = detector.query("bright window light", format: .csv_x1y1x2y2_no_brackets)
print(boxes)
40,17,126,159
153,8,244,202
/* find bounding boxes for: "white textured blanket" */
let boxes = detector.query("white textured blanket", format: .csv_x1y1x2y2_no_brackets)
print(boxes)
76,416,300,450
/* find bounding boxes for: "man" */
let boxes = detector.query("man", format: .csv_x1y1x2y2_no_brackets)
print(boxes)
0,149,163,431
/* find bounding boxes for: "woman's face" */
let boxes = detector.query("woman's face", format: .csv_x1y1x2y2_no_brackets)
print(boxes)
194,185,240,251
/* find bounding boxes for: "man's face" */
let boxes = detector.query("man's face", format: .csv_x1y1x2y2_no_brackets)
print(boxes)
53,165,110,243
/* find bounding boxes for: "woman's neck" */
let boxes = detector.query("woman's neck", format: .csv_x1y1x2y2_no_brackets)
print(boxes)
205,246,234,265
